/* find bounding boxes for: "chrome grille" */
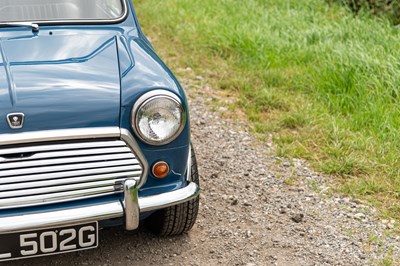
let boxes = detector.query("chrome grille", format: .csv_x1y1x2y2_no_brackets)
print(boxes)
0,138,143,209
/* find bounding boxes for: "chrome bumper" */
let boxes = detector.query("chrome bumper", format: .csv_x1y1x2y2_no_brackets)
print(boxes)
0,181,200,233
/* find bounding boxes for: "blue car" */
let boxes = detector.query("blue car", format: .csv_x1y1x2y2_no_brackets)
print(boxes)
0,0,200,262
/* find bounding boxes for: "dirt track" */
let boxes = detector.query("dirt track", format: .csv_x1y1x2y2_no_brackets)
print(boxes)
5,78,400,266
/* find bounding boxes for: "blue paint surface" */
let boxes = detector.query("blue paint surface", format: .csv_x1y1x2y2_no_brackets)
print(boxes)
0,1,191,220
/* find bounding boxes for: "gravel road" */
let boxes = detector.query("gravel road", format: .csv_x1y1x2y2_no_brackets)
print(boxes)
6,76,400,266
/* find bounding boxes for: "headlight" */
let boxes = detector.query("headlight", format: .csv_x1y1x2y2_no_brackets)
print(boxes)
132,90,186,145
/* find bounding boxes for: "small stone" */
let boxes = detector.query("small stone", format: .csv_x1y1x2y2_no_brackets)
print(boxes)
246,230,252,238
352,199,362,204
291,213,304,223
354,213,365,220
346,213,353,219
243,201,252,207
210,173,218,179
288,186,305,192
283,162,291,167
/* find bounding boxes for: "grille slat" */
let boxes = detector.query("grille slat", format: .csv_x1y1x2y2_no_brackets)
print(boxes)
0,171,141,192
0,187,117,209
0,147,132,163
0,139,144,209
0,153,136,170
0,140,126,156
0,178,127,199
0,165,142,185
0,159,139,177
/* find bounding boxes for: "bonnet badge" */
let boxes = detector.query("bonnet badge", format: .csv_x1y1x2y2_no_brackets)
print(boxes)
7,113,25,129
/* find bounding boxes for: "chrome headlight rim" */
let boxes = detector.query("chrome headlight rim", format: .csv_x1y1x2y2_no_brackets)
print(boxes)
131,90,187,146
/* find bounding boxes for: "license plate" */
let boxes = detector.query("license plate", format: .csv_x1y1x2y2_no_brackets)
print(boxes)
0,222,98,262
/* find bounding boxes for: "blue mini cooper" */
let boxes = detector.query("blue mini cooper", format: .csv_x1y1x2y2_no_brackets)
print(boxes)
0,0,200,261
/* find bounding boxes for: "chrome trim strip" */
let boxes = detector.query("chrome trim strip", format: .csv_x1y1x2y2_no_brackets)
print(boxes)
139,182,200,212
120,129,148,188
0,181,200,233
0,202,123,233
0,140,126,156
0,159,140,177
0,146,132,163
186,146,192,181
124,179,139,230
0,0,129,26
0,187,118,209
0,165,141,185
0,23,39,32
0,179,126,199
0,127,120,146
0,153,136,170
0,172,141,191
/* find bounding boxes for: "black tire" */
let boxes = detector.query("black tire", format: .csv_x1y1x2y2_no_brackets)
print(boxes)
145,144,200,236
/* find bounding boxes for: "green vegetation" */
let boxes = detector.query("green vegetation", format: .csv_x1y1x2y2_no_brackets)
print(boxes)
133,0,400,219
328,0,400,25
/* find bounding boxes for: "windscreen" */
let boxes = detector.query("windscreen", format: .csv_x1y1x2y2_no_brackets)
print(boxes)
0,0,125,22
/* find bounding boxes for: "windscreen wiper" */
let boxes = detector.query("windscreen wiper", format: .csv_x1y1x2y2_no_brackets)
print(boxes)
0,22,39,32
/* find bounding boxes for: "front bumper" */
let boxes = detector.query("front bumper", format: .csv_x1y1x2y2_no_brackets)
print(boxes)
0,181,200,233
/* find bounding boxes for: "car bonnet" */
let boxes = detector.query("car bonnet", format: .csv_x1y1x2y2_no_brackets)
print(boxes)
0,33,121,133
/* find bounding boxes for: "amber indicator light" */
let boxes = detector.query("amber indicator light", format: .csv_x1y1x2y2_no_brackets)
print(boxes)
152,161,170,179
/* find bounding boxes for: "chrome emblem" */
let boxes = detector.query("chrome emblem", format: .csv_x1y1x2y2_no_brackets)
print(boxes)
7,113,24,129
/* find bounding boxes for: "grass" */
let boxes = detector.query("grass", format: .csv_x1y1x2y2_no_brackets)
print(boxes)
327,0,400,25
133,0,400,220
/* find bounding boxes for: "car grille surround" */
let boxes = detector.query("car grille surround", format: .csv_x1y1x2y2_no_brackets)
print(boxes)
0,129,146,210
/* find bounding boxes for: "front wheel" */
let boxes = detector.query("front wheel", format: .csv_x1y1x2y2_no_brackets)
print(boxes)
145,144,200,236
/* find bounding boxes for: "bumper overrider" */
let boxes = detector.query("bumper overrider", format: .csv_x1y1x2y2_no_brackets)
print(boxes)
0,127,200,233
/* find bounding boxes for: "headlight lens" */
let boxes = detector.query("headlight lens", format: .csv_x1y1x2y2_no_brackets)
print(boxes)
133,92,186,145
